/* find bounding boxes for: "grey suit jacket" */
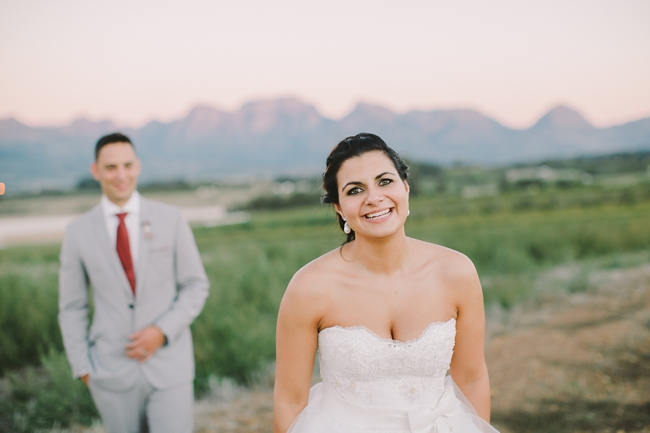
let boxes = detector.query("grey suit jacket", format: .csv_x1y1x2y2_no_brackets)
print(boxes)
58,197,209,392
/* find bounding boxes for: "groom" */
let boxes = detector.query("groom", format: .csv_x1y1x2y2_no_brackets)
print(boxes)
58,132,209,433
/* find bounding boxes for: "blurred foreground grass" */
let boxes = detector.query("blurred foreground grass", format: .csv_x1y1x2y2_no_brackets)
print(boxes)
1,184,649,431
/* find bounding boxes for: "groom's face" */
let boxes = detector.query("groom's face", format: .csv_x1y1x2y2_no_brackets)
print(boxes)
91,141,141,207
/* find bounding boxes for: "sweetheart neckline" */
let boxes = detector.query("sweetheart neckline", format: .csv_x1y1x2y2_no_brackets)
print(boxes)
319,317,456,345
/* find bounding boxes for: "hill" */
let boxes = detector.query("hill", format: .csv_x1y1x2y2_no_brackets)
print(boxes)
1,98,649,192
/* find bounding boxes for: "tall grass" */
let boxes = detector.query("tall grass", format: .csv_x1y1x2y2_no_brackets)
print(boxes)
1,350,97,432
0,245,62,374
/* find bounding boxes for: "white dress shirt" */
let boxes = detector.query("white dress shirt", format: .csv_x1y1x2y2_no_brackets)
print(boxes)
100,191,140,266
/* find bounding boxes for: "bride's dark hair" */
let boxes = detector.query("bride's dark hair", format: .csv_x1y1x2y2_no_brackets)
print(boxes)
322,133,409,242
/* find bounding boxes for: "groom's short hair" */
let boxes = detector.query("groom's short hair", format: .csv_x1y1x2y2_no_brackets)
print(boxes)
95,132,134,160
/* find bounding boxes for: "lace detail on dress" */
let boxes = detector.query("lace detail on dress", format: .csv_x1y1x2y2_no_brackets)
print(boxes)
318,319,456,409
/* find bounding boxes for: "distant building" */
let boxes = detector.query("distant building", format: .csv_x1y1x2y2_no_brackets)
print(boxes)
504,165,592,188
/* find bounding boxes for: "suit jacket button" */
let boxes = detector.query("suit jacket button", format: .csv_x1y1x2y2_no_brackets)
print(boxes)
128,303,134,309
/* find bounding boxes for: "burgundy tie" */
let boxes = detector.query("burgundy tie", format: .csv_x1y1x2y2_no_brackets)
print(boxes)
116,212,136,294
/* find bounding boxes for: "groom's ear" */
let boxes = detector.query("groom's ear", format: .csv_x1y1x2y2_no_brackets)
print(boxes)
90,162,99,180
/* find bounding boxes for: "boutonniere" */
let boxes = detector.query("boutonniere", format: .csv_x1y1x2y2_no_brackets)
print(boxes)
142,221,153,239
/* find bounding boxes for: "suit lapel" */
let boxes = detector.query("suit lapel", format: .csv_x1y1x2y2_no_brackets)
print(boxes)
90,204,134,300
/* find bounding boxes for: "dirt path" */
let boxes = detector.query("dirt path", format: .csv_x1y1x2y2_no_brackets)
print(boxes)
488,264,650,432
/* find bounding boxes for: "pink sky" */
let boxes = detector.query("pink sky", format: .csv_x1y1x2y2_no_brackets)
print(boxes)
1,0,649,129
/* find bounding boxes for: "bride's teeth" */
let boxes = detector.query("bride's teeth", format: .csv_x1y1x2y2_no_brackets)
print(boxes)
366,209,391,219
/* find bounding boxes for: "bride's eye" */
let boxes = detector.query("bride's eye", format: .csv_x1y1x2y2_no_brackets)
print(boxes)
347,186,363,195
378,178,392,186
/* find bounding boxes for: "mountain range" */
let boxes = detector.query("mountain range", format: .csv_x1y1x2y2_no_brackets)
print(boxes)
1,98,649,192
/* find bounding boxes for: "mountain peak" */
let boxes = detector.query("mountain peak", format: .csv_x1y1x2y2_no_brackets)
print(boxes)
348,102,395,117
240,97,319,115
187,104,225,117
0,117,25,129
341,102,396,129
179,104,229,134
61,117,117,137
237,97,322,132
533,105,593,130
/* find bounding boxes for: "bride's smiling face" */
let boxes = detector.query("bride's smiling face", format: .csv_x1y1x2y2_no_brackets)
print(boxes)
334,150,410,240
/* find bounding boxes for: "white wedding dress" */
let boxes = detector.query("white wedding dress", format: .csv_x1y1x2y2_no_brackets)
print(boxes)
288,318,499,433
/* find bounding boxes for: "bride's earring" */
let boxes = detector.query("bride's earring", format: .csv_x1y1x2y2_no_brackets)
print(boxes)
407,209,410,216
343,220,351,234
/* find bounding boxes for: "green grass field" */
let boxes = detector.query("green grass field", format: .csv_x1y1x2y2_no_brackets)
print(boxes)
1,180,649,431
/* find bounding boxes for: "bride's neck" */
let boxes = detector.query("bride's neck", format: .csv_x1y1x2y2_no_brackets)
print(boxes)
345,230,409,275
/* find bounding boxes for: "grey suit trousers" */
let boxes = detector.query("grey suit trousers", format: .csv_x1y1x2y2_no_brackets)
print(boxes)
89,372,193,433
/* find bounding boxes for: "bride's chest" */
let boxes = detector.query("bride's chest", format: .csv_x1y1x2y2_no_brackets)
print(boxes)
317,319,456,380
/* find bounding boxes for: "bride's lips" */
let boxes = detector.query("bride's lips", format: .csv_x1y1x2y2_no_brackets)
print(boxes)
363,208,393,222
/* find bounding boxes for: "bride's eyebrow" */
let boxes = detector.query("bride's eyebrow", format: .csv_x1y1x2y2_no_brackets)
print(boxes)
341,181,363,191
341,171,397,191
375,171,396,179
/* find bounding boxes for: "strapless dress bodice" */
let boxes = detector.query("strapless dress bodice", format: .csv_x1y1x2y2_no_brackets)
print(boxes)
318,319,456,409
287,317,500,433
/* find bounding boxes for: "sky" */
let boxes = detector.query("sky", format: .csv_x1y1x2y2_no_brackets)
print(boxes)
1,0,649,129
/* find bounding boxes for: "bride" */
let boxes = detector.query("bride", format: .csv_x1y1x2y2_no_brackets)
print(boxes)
273,133,499,433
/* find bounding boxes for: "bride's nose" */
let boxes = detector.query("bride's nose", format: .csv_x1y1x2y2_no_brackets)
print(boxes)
365,185,385,205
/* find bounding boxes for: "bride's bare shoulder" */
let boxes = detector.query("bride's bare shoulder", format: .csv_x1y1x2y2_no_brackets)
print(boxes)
282,248,343,302
409,238,479,282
